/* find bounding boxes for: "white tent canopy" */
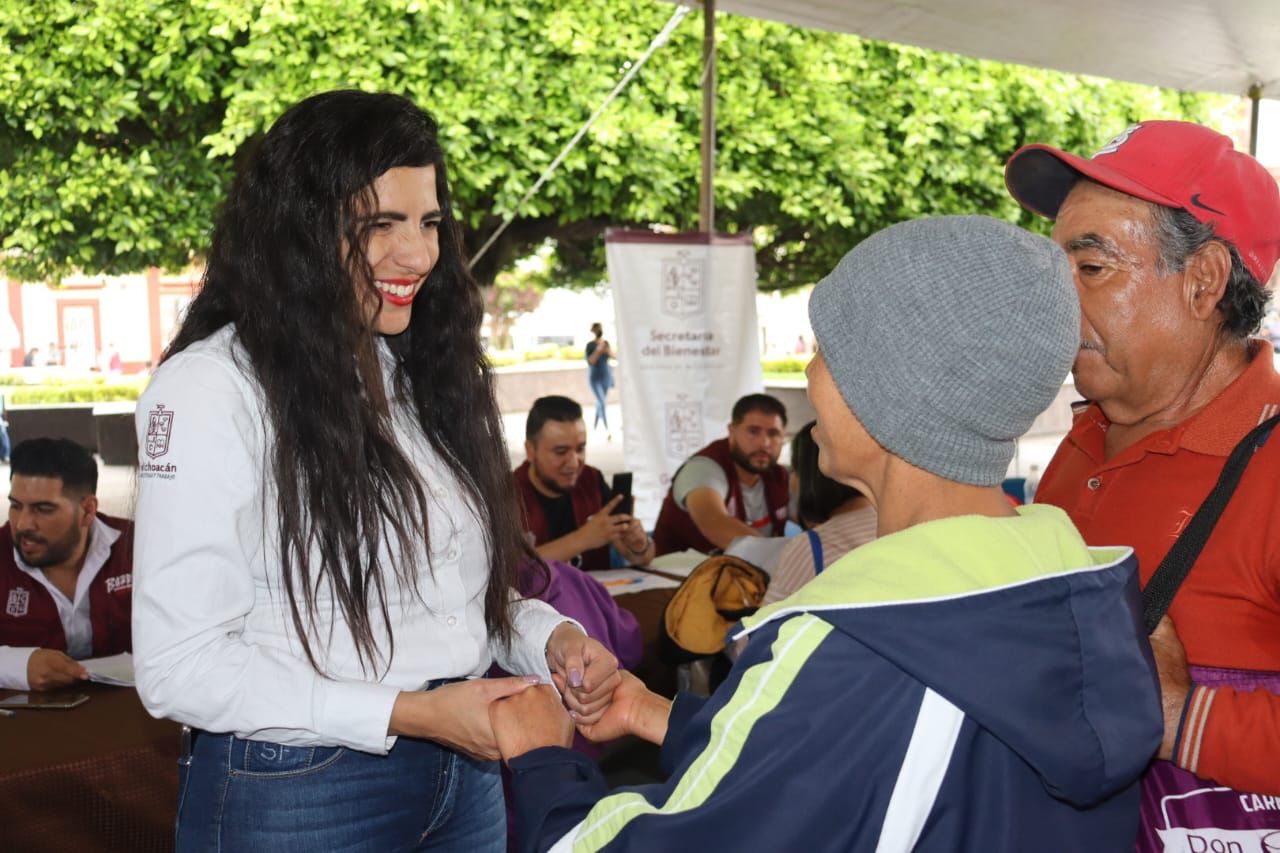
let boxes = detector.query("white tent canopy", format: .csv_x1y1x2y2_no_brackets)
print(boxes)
682,0,1280,97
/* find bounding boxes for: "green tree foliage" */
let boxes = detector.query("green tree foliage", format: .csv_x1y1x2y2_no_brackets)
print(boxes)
0,0,239,281
0,0,1225,287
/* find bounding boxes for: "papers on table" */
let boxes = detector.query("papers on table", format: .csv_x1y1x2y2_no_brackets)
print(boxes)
646,549,708,578
81,652,135,686
591,569,681,597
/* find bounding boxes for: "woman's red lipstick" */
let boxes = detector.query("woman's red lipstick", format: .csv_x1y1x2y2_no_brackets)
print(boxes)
376,277,420,306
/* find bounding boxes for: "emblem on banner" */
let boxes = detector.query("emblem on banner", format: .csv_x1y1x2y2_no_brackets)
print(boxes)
660,253,705,317
145,404,175,459
665,397,703,459
6,587,29,617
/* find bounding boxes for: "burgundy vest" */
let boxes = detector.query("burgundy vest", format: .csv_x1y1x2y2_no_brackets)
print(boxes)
653,438,789,556
0,515,134,656
514,462,610,572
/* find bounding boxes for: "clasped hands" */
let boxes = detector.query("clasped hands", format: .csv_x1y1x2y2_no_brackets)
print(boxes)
389,621,620,761
482,621,639,762
489,668,670,764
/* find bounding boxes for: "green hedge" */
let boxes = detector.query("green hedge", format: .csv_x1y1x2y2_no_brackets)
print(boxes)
486,347,587,368
521,344,565,362
0,372,121,387
486,351,523,367
760,356,811,374
8,384,143,404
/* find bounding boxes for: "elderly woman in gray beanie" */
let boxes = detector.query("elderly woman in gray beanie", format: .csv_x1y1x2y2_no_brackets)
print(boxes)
485,216,1163,853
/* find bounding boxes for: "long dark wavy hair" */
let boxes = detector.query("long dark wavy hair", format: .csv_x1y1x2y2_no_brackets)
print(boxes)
166,90,529,674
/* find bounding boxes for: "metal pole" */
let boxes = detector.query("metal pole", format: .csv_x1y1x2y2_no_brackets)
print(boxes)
699,0,716,233
1249,83,1262,158
469,7,689,269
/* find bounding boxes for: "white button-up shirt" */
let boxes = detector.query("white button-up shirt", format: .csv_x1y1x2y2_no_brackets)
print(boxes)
0,518,122,689
132,326,574,754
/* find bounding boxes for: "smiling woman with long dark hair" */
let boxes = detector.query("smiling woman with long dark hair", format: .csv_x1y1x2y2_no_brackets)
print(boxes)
131,90,618,851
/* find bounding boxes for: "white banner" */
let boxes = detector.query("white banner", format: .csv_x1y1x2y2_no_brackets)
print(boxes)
605,231,763,527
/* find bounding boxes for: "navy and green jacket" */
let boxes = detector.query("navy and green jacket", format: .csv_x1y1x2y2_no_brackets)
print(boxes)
509,505,1163,852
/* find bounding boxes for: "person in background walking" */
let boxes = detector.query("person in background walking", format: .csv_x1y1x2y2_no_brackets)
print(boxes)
585,322,613,438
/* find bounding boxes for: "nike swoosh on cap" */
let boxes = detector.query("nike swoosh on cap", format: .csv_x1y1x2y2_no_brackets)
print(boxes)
1190,193,1227,216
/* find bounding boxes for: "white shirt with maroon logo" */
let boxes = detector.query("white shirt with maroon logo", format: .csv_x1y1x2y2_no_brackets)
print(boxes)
131,326,577,754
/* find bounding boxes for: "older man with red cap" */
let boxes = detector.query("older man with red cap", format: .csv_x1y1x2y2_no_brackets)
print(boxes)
1006,122,1280,837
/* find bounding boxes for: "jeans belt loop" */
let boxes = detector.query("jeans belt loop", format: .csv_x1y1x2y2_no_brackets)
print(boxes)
179,725,195,762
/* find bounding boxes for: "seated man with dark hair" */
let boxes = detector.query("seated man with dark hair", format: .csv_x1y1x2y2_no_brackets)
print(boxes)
0,438,133,690
514,396,653,570
652,393,789,555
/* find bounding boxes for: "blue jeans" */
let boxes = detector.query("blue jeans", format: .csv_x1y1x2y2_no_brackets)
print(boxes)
589,378,609,430
176,732,505,852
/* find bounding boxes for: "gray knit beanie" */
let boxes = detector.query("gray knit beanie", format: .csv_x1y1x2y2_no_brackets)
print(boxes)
808,215,1078,486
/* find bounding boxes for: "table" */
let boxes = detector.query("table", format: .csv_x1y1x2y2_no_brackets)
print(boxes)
0,684,179,852
614,578,680,698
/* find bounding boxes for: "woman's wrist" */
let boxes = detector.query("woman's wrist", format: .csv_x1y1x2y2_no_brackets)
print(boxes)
544,620,580,661
388,688,435,738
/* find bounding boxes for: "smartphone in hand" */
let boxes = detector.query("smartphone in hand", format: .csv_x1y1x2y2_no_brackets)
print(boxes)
610,472,633,516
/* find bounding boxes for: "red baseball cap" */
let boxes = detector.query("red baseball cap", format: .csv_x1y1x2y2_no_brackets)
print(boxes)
1005,121,1280,284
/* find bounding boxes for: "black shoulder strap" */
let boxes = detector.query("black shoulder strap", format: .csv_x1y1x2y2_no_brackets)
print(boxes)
1142,412,1280,633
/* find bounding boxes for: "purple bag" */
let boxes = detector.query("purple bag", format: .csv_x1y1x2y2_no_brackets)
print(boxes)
1137,666,1280,852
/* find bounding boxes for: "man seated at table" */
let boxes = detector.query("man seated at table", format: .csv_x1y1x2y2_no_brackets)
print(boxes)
515,396,653,570
652,394,789,556
0,438,133,690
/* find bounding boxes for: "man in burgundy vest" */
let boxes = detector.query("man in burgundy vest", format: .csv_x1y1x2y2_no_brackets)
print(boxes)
514,396,653,570
0,438,133,691
654,394,790,556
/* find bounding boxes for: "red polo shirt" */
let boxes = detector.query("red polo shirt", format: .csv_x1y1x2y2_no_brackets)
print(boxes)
1038,340,1280,793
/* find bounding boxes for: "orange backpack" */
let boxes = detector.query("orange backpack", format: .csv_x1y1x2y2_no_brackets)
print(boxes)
660,555,770,660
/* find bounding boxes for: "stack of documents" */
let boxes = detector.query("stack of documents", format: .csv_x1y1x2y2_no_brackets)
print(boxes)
81,652,135,686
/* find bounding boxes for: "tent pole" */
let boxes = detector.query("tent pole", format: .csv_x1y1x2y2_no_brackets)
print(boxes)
700,0,716,233
1249,84,1262,157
